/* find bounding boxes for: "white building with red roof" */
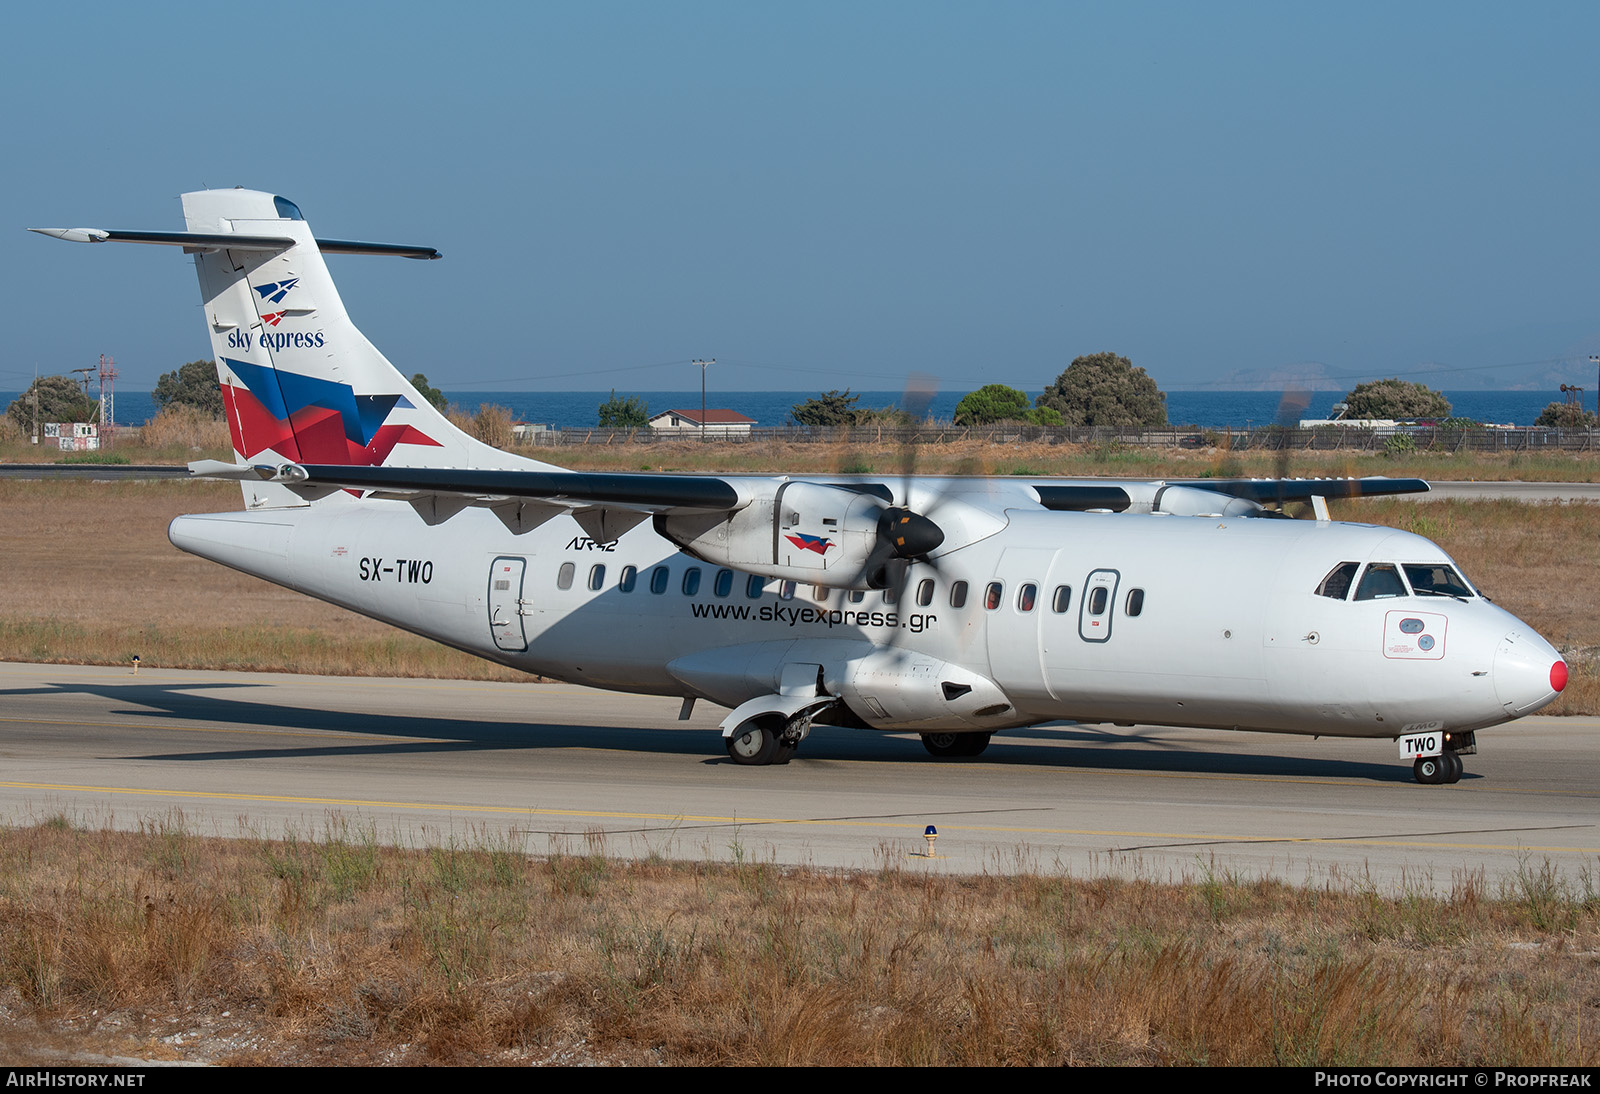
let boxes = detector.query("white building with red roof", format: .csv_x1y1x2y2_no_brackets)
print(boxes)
647,408,756,437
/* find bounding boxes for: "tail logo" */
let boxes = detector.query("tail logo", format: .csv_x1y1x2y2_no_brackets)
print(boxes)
253,278,300,304
220,356,440,465
261,312,285,327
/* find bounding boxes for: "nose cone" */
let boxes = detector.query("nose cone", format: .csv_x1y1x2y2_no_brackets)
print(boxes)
1494,629,1567,716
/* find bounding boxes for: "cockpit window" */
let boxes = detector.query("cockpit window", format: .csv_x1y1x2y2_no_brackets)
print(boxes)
1315,562,1360,600
1403,564,1474,598
1354,563,1408,601
273,196,304,220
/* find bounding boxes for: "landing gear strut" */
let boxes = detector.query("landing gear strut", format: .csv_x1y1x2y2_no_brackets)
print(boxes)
920,731,992,758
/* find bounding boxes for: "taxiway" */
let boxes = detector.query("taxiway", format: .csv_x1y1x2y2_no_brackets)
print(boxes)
0,661,1592,892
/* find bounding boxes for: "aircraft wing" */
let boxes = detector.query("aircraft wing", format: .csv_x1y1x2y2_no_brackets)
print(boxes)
284,463,742,511
1189,477,1430,503
190,460,749,540
192,461,1428,517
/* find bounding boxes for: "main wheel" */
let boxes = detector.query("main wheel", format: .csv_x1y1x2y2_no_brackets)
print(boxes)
1413,755,1447,784
1443,750,1463,783
726,724,781,766
922,732,990,758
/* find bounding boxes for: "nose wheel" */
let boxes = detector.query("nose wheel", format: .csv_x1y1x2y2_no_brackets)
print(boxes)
1413,751,1463,784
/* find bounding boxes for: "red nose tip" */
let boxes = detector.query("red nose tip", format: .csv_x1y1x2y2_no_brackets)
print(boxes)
1551,661,1568,693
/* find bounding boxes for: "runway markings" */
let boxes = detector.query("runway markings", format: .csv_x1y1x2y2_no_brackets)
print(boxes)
3,780,1597,857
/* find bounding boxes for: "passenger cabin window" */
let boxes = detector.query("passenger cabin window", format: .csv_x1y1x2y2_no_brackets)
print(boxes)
916,579,935,607
985,582,1003,611
714,569,733,597
747,574,765,599
884,585,898,605
848,590,865,604
1316,562,1360,600
588,564,605,591
949,581,968,609
1354,563,1407,601
1404,564,1474,598
1125,588,1144,616
650,566,670,595
779,580,796,600
682,568,702,596
813,585,828,602
619,565,637,593
556,562,575,590
1052,585,1072,613
1018,583,1038,612
1087,586,1108,615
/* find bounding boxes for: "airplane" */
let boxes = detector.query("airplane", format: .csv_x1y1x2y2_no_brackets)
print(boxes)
30,189,1569,784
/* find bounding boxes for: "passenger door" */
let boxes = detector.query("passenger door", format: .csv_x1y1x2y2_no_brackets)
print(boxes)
488,556,528,652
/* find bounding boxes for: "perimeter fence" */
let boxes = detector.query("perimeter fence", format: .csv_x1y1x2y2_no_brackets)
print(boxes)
524,424,1600,452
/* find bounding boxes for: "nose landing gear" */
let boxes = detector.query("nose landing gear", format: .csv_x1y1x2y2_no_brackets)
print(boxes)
1413,750,1463,784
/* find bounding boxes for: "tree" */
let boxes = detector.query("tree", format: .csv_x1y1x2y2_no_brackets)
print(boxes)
953,384,1030,425
953,384,1060,426
1340,378,1450,420
410,373,448,412
597,389,650,428
791,389,864,427
1535,401,1597,428
152,360,223,417
6,375,98,434
1035,352,1167,427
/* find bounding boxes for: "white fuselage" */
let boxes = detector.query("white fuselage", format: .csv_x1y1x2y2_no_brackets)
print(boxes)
169,494,1561,742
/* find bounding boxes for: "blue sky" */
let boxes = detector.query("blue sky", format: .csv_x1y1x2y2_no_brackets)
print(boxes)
5,2,1599,394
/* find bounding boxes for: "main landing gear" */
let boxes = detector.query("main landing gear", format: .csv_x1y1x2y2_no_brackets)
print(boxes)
1413,750,1464,785
920,731,992,758
724,712,810,766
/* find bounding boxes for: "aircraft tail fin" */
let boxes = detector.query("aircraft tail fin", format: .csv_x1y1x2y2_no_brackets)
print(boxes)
36,189,561,507
179,190,560,498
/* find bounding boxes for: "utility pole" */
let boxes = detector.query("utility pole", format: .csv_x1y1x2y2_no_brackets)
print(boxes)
694,358,715,442
1590,356,1598,419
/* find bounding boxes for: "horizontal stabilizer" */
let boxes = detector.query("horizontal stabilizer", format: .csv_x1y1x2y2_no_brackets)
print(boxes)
186,460,276,479
29,227,440,259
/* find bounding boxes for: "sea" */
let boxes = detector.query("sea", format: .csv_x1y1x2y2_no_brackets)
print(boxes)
1,389,1577,431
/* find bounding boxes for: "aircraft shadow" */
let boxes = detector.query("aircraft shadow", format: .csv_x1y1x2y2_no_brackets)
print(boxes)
19,677,1431,782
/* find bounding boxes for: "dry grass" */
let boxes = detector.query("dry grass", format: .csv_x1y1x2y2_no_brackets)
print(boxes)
1,479,1596,708
135,406,233,455
0,479,526,680
0,815,1594,1066
540,433,1600,482
3,425,1600,480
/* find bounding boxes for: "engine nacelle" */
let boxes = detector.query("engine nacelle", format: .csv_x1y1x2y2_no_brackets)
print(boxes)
656,481,891,588
1151,485,1263,518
